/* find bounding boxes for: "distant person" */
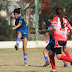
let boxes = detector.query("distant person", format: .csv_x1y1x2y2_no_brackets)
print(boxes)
12,8,28,66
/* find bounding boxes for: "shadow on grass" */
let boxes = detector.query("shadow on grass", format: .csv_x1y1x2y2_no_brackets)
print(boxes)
16,65,43,67
0,64,10,66
16,71,37,72
28,65,43,67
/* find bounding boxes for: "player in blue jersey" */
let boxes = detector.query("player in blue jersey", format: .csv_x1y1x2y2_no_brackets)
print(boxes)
12,8,28,66
43,24,55,67
43,17,55,67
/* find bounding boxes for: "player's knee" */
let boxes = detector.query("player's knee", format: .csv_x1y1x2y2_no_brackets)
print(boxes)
57,56,60,60
17,32,22,38
43,50,46,54
43,49,48,54
48,50,53,55
56,54,61,60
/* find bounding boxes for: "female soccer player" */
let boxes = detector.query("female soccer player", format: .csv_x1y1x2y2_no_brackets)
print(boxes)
12,8,28,66
48,7,72,72
43,17,55,67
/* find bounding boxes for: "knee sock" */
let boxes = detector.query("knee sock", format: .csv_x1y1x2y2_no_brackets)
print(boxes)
49,55,56,70
64,50,71,58
62,54,67,64
16,37,21,46
24,53,27,62
44,54,48,62
60,54,72,62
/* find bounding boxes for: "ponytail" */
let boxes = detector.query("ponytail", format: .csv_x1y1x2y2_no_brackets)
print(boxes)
56,8,64,28
13,8,21,14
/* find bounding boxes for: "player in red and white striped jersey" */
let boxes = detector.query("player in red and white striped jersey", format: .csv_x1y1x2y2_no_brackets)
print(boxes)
48,7,72,72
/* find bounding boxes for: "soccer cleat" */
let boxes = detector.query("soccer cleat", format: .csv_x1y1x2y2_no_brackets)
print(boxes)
70,62,72,65
15,45,18,50
24,61,28,66
43,61,50,67
64,63,68,67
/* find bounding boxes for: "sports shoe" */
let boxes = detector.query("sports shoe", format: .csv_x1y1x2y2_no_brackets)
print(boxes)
64,63,68,67
15,45,18,50
43,61,50,67
70,62,72,65
24,61,28,66
52,69,57,72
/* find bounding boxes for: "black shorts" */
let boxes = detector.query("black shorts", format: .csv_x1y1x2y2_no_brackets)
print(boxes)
46,43,54,51
50,47,62,54
53,40,67,48
50,40,67,54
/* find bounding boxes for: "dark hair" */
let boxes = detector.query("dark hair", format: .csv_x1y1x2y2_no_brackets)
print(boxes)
49,15,53,20
13,8,21,14
49,13,54,19
56,8,64,28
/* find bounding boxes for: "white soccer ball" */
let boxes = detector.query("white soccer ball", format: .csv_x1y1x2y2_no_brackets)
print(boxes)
0,10,7,18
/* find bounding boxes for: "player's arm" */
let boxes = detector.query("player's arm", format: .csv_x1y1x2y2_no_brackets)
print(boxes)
49,25,56,34
12,24,21,30
66,20,72,39
66,19,72,30
45,32,49,43
68,25,72,39
49,17,57,34
12,19,22,30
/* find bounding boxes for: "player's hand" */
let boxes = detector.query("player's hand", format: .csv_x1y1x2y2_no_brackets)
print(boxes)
12,27,16,30
12,14,15,18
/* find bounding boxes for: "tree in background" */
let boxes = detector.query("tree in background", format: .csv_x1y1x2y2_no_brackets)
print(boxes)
0,3,15,41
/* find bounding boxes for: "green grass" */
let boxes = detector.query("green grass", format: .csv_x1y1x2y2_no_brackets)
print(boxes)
0,48,72,72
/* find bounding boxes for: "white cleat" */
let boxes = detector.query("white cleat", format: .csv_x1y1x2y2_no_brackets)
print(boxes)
52,69,57,72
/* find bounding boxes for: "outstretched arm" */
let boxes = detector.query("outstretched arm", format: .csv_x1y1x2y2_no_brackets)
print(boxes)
12,24,21,30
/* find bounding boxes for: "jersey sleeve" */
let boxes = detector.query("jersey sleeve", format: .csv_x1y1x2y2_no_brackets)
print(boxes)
52,16,58,26
18,19,22,25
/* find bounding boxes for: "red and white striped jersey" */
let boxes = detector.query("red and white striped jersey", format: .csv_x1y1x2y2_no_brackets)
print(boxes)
52,16,70,41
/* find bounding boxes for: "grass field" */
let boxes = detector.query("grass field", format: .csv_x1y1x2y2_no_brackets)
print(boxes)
0,48,72,72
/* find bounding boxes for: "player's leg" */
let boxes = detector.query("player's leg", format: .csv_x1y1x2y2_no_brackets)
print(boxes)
63,46,72,65
53,40,72,68
48,42,56,72
61,53,68,67
49,49,56,72
63,41,72,65
55,48,72,62
15,32,22,50
63,41,71,57
62,44,68,67
43,45,50,67
22,34,28,66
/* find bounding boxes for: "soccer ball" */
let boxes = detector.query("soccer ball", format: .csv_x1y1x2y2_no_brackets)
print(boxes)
0,10,7,18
